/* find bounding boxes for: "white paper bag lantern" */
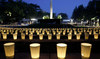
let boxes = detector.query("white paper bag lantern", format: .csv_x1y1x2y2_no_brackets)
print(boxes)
30,43,40,59
76,34,80,40
68,34,72,40
26,31,28,35
3,33,7,39
56,34,60,40
48,34,52,40
21,33,25,40
13,34,17,40
89,31,92,35
47,31,50,35
29,34,33,40
94,33,98,39
85,33,89,40
4,43,15,58
53,31,56,35
57,43,67,59
36,31,40,35
39,34,43,40
81,43,92,58
74,31,77,35
63,31,66,35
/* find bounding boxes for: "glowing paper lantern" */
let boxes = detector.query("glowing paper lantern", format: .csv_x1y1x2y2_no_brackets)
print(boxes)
29,34,33,40
13,34,17,40
94,33,98,39
74,31,77,35
56,34,60,40
81,43,92,58
42,31,45,35
57,43,67,59
53,31,56,35
89,31,92,35
21,33,25,40
76,34,80,40
85,33,89,40
48,34,52,40
36,31,40,35
68,34,72,40
47,31,50,35
4,43,15,58
93,31,96,34
39,34,43,40
30,43,40,59
63,31,66,35
26,31,28,35
3,33,7,39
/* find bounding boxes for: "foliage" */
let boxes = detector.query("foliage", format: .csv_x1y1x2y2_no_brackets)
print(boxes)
72,1,96,21
57,13,68,19
0,1,42,24
43,15,50,19
57,15,62,19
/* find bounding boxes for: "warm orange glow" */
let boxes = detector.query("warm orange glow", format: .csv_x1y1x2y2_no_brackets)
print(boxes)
68,34,72,40
94,33,98,39
57,43,67,59
56,34,60,40
3,33,7,39
30,43,40,59
29,34,33,40
39,34,43,40
81,43,92,58
13,34,17,40
48,34,52,40
76,34,80,40
4,42,15,58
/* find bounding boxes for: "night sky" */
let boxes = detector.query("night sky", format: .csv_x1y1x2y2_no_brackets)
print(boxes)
23,0,90,18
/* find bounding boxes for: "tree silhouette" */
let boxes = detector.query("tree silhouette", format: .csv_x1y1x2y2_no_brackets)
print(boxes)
0,1,42,24
72,1,96,21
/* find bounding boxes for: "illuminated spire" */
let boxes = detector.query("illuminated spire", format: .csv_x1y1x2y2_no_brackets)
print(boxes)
50,0,53,19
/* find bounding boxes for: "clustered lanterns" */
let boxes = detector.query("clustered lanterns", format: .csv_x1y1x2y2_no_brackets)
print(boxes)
0,28,100,40
3,42,92,59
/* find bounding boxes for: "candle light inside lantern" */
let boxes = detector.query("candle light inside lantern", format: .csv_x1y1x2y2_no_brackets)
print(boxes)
53,31,56,35
56,34,60,40
57,43,67,59
3,33,7,39
76,34,80,40
48,34,52,40
39,34,43,40
68,34,72,40
4,42,15,58
94,33,98,39
81,43,92,58
30,43,40,59
13,33,17,40
85,33,89,40
29,34,33,40
21,33,25,40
